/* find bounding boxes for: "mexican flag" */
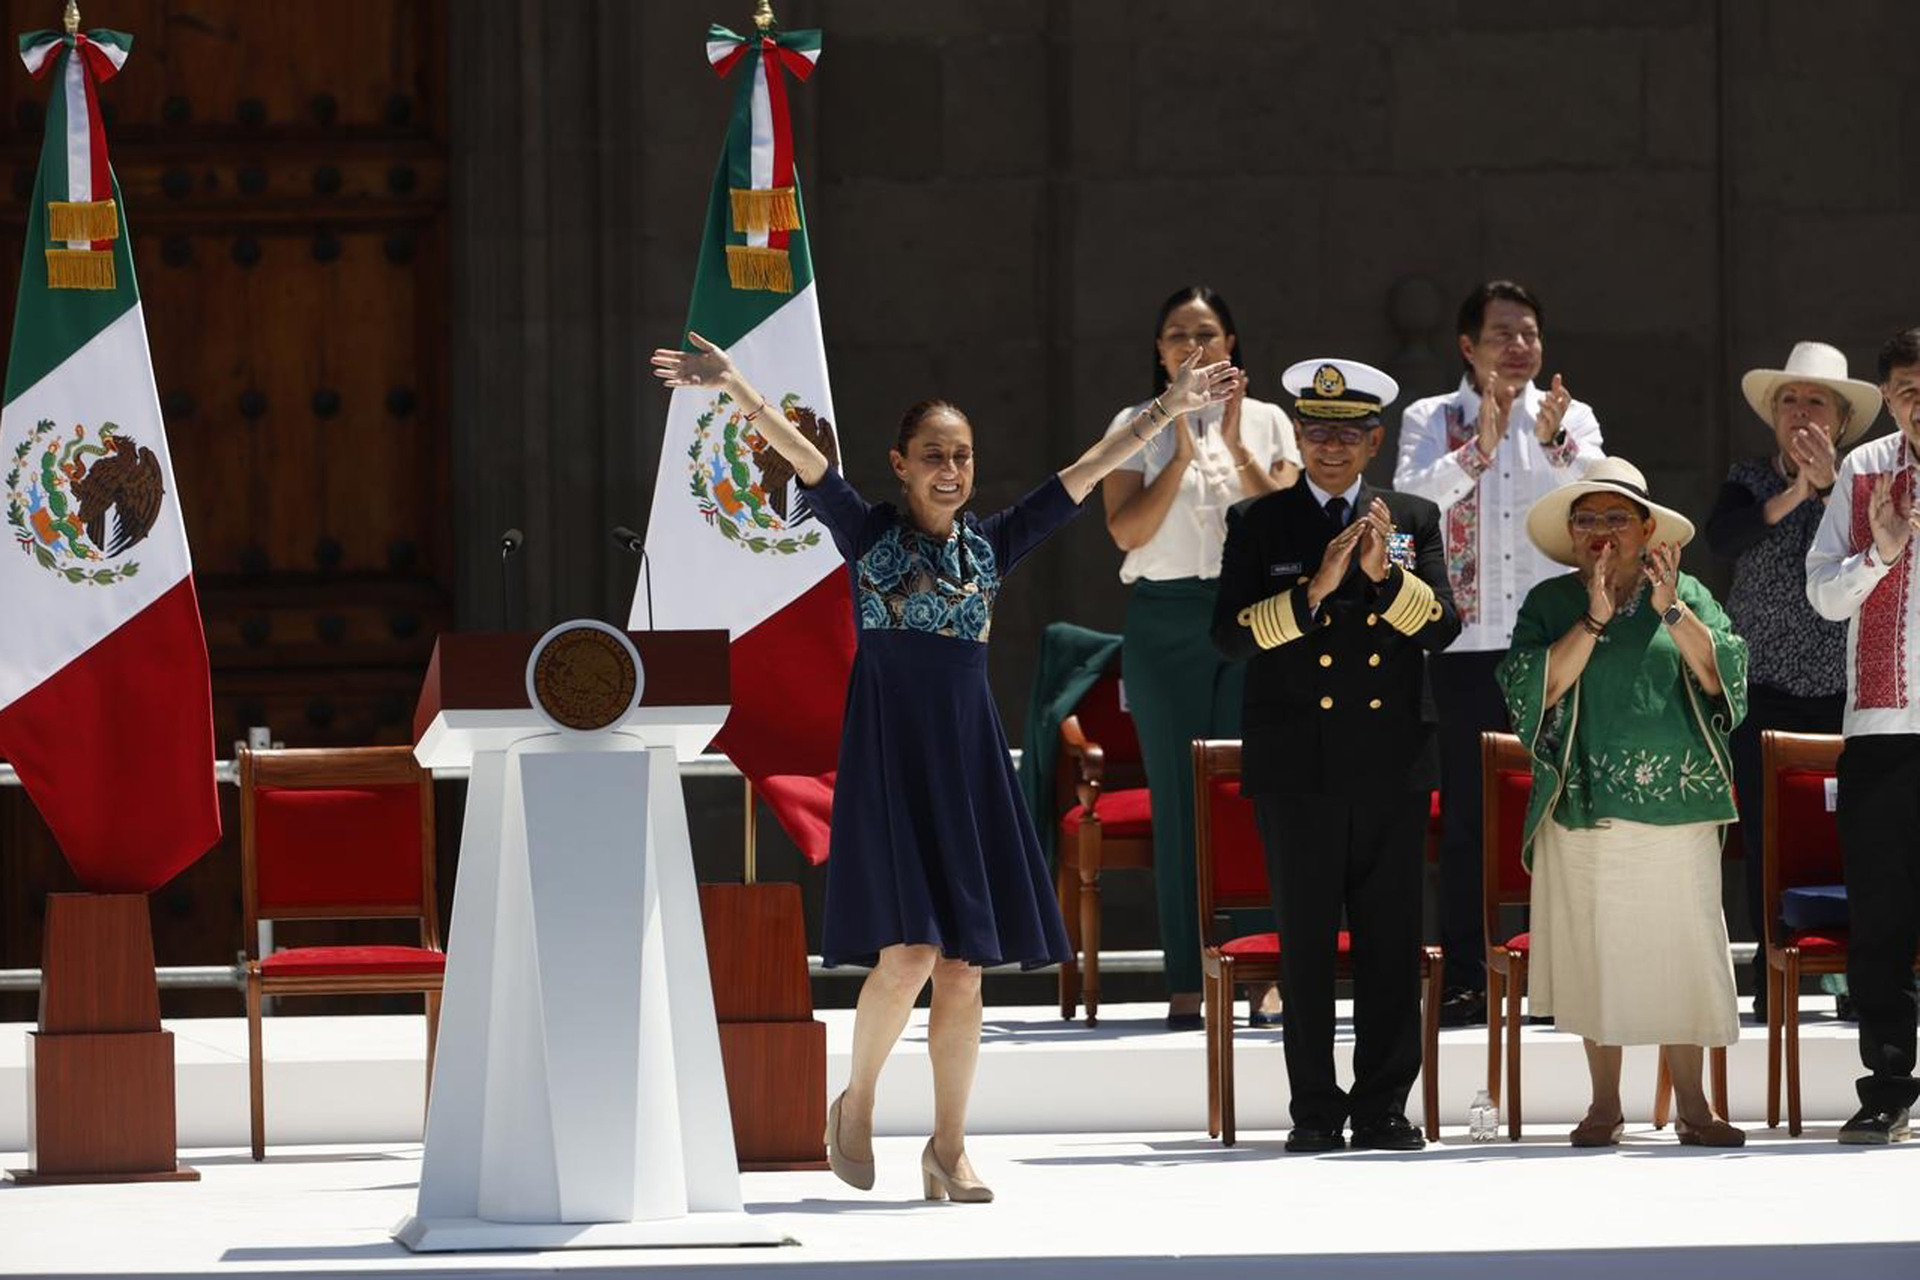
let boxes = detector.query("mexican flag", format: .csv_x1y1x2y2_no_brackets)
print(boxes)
0,26,219,892
635,21,851,865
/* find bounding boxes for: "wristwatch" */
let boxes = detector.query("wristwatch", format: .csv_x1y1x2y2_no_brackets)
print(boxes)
1661,602,1684,628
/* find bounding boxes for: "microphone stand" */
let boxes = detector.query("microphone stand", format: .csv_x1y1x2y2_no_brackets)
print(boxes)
611,526,654,629
499,528,523,631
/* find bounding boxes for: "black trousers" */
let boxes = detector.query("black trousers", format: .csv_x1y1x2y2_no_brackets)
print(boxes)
1837,734,1920,1113
1429,649,1510,991
1728,683,1844,1003
1254,789,1426,1130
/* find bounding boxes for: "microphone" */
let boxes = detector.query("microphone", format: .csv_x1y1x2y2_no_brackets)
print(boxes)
499,528,523,631
611,525,654,629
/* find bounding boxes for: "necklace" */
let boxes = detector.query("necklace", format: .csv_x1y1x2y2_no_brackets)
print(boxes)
1613,578,1648,618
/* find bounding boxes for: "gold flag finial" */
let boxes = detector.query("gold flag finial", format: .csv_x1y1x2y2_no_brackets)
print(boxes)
752,0,774,32
63,1,80,35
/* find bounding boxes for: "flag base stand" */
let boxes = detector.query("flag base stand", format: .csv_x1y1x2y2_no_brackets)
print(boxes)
5,894,198,1186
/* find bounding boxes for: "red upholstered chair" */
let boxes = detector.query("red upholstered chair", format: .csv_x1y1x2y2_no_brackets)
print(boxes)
1481,732,1727,1139
1194,739,1443,1146
238,745,443,1160
1055,665,1151,1025
1761,730,1847,1135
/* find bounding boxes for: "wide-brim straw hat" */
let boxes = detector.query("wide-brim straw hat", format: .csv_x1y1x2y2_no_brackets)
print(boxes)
1525,457,1696,568
1740,340,1882,447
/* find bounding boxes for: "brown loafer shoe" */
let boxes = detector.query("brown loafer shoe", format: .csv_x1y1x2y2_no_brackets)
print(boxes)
1570,1117,1625,1148
1674,1117,1746,1148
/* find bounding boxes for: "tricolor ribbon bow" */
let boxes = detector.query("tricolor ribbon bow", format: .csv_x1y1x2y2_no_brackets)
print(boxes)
19,25,131,290
706,22,820,294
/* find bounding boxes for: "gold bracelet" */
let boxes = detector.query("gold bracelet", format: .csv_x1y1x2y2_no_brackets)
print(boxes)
1149,397,1169,422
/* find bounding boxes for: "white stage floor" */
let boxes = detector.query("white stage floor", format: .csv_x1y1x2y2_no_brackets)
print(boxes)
2,1130,1918,1279
0,998,1876,1148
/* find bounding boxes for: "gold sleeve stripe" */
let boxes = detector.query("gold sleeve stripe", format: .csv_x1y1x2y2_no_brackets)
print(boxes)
1237,590,1304,650
1383,571,1438,635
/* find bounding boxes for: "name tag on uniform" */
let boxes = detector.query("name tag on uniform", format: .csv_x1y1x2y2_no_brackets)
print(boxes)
1272,562,1302,577
1388,532,1415,570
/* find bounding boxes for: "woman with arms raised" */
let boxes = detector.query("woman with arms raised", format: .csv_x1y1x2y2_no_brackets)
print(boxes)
652,333,1240,1200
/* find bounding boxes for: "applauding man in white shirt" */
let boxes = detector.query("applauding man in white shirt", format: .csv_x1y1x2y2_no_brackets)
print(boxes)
1807,326,1920,1145
1392,280,1606,1025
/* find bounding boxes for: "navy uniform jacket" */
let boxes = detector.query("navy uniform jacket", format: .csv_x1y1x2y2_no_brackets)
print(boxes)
1211,480,1460,799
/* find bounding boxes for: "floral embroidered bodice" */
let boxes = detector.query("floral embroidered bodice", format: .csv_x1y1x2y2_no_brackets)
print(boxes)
854,520,1001,642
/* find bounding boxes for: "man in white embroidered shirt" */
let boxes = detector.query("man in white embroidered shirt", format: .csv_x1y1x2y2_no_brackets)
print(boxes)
1392,280,1606,1025
1807,325,1920,1145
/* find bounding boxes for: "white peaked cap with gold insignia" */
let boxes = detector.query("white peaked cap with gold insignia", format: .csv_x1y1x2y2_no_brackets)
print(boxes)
1281,358,1399,422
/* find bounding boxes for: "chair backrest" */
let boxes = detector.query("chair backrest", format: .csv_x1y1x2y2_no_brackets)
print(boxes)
1070,668,1142,764
238,745,438,957
1761,730,1844,947
1480,732,1533,949
1191,739,1270,939
1053,664,1146,816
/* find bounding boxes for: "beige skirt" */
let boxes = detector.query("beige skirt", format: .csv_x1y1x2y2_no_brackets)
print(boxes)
1528,817,1739,1047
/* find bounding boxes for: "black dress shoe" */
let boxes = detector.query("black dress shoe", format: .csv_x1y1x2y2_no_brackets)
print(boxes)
1284,1125,1346,1153
1164,1012,1204,1032
1349,1114,1425,1151
1437,987,1487,1028
1838,1105,1911,1145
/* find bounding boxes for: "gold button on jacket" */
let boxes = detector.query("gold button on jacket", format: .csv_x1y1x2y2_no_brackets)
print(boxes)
1319,696,1334,710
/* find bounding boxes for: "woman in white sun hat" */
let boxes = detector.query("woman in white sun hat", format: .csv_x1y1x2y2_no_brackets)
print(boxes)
1705,342,1881,1019
1498,458,1750,1147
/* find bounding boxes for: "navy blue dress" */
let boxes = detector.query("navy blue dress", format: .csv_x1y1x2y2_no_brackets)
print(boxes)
799,467,1081,969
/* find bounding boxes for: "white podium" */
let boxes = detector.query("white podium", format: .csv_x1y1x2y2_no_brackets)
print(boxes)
392,626,787,1251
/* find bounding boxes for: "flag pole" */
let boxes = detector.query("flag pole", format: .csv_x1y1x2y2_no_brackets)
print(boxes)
753,0,773,31
63,1,77,36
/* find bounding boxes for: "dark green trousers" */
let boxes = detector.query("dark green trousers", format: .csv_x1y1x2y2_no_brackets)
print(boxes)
1122,577,1246,994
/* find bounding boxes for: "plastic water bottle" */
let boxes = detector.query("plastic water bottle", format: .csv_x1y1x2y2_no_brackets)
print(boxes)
1467,1090,1499,1142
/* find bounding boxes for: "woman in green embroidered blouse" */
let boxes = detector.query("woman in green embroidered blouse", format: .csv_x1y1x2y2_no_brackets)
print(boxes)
1497,458,1749,1148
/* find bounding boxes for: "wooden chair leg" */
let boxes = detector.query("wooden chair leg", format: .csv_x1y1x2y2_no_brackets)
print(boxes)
1422,950,1442,1141
247,973,266,1162
1785,951,1803,1137
424,988,442,1117
1710,1046,1729,1120
1078,864,1102,1026
1220,957,1238,1147
1205,969,1221,1138
1766,960,1783,1128
1506,954,1525,1141
1486,966,1504,1108
1653,1051,1672,1129
1057,859,1079,1020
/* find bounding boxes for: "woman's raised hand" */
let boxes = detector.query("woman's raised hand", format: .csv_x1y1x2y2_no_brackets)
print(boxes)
650,331,737,390
1787,425,1838,491
1586,541,1617,626
1642,540,1681,613
1160,347,1243,419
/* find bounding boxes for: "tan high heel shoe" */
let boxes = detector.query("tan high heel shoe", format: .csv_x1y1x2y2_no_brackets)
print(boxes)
825,1091,875,1191
920,1138,993,1203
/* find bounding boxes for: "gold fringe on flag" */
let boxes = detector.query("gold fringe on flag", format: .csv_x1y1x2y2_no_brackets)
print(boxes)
726,244,793,293
47,199,119,242
45,248,116,290
729,186,800,234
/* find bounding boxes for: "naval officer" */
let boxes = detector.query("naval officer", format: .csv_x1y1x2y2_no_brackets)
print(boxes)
1212,358,1461,1151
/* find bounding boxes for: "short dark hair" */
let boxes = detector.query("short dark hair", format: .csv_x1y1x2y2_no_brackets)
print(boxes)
1876,328,1920,383
1151,285,1244,395
1456,280,1544,373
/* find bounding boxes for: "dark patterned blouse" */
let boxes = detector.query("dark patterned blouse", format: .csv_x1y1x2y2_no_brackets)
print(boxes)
1704,454,1847,698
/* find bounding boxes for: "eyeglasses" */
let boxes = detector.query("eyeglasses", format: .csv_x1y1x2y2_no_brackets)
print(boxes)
1567,511,1639,534
1299,424,1371,446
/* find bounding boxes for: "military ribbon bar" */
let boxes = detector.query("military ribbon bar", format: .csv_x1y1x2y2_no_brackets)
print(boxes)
19,26,131,289
706,23,821,293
